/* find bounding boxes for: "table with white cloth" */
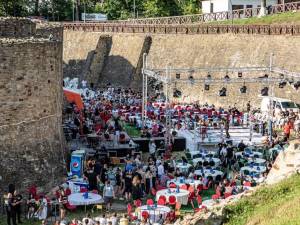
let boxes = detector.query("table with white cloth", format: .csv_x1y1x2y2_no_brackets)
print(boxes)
189,151,216,158
156,188,189,205
68,193,104,206
235,151,263,159
136,205,171,223
167,178,201,188
194,169,224,180
241,166,267,175
192,157,221,166
247,158,266,165
176,163,192,173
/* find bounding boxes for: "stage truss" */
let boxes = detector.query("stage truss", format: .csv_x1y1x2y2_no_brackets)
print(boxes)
141,53,300,147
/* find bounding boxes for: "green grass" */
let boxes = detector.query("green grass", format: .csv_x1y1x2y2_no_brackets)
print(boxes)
208,11,300,25
223,174,300,225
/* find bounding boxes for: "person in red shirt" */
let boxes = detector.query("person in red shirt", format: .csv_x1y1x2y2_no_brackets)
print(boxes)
283,121,293,139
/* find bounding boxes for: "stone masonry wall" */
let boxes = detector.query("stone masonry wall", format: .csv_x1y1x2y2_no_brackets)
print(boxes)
147,34,300,108
63,31,300,107
0,17,36,37
0,19,64,192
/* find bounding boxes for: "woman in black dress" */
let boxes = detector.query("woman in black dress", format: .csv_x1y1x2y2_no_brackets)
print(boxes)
124,171,132,201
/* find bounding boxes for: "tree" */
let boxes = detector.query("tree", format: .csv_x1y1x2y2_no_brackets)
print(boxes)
0,0,29,17
180,0,201,15
143,0,181,17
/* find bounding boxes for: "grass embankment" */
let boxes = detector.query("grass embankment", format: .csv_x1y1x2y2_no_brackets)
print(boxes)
208,11,300,25
224,174,300,225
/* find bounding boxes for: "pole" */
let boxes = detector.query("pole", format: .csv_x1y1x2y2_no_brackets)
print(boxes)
133,0,136,18
72,0,75,21
84,1,86,23
142,54,146,128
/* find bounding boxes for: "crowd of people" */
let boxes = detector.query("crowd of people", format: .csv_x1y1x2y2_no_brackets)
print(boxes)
3,82,298,225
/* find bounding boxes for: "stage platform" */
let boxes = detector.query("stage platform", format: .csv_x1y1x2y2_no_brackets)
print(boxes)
177,126,265,152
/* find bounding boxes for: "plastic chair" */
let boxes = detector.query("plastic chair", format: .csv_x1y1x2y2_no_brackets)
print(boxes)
80,187,88,193
65,202,76,211
127,203,138,221
168,195,177,205
146,199,154,205
224,193,232,199
169,182,177,188
244,181,251,187
157,195,167,205
141,211,149,219
212,194,220,200
91,190,98,194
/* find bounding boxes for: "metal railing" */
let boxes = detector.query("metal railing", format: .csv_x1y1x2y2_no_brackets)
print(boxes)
64,1,300,25
63,23,300,35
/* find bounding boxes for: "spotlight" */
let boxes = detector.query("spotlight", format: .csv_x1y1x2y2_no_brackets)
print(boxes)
176,73,181,79
280,73,284,79
219,87,227,97
189,75,194,85
261,87,269,96
205,84,210,91
238,72,243,78
224,74,230,81
293,81,300,90
173,89,182,98
288,79,294,85
240,85,247,93
278,81,287,89
207,73,212,80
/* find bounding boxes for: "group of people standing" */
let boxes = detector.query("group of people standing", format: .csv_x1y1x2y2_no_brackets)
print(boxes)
4,185,23,225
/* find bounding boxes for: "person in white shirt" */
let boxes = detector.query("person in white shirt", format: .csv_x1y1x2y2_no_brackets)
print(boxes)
109,213,118,225
149,140,156,156
82,217,95,225
99,214,107,225
157,162,165,179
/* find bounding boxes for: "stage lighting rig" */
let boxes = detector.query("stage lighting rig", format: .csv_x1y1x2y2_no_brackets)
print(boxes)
173,89,182,98
224,74,230,82
219,87,227,97
240,85,247,94
207,73,212,80
189,75,195,85
204,84,210,91
293,81,300,90
261,87,269,96
278,80,287,89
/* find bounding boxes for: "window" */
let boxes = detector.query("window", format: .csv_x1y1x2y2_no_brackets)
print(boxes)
210,3,214,13
246,5,253,8
281,102,298,108
232,5,244,10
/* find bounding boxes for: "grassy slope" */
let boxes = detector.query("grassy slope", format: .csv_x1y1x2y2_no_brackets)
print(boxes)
224,174,300,225
208,11,300,25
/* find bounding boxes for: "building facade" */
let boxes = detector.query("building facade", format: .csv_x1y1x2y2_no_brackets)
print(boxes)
202,0,279,13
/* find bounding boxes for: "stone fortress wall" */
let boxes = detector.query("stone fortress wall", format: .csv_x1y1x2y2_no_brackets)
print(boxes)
0,18,64,192
63,31,300,109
